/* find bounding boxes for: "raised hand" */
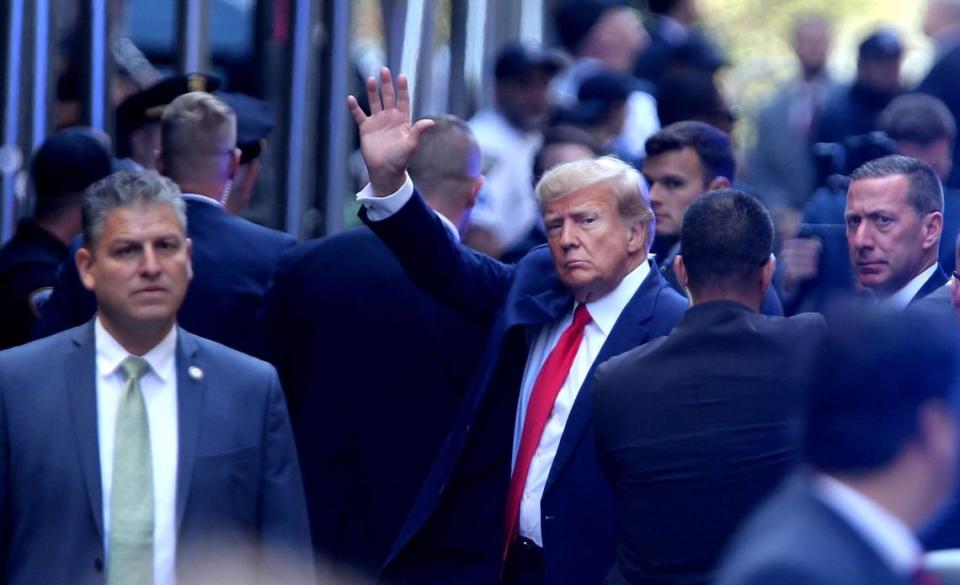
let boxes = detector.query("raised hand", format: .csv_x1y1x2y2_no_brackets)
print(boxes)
347,67,435,196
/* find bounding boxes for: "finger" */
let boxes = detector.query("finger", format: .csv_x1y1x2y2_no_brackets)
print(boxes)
412,118,436,138
347,95,368,126
366,76,382,114
397,74,411,114
380,67,396,110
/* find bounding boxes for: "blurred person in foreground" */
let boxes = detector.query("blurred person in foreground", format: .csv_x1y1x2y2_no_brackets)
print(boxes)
0,128,112,349
552,0,659,160
348,68,687,585
593,190,825,584
259,115,487,579
0,171,311,585
465,42,565,258
717,303,959,585
642,121,783,314
34,92,295,356
746,14,835,222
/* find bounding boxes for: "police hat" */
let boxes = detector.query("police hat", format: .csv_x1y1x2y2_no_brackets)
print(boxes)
116,73,221,133
31,128,112,205
219,92,274,164
494,42,567,82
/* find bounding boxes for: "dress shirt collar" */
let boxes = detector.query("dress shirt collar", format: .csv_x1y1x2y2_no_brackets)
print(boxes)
880,262,939,312
181,192,223,208
95,317,178,383
584,259,650,336
436,210,461,243
814,473,921,576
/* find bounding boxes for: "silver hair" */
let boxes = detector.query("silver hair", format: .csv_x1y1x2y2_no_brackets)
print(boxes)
81,170,187,248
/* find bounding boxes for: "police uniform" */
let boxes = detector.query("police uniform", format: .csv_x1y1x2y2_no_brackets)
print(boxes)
0,219,69,349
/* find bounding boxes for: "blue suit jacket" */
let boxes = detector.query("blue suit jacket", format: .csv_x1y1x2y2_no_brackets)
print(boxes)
362,192,688,585
0,322,313,584
33,199,295,357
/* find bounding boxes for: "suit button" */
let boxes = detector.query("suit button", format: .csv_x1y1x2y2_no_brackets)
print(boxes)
94,558,104,572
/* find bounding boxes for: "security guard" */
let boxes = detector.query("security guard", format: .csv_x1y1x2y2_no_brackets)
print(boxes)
0,128,112,348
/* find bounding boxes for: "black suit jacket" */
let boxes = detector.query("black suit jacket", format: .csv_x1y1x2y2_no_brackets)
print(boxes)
33,198,295,356
716,475,911,585
592,301,825,585
259,227,486,576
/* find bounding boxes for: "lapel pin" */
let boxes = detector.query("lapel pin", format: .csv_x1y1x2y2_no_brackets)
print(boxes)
188,366,204,381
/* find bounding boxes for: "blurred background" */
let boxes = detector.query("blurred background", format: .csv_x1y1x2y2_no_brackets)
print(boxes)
0,0,938,241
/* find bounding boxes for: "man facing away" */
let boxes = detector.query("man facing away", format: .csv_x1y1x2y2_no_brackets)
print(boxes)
0,171,312,584
34,91,295,356
717,304,960,585
845,154,948,309
347,68,687,585
592,190,825,584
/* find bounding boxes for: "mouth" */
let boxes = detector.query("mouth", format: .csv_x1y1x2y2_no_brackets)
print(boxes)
856,261,886,273
135,286,168,295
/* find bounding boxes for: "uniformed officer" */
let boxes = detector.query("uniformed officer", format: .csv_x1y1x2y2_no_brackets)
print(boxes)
218,92,275,215
114,72,221,171
0,128,112,349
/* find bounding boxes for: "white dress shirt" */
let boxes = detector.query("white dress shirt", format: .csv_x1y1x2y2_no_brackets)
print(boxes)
880,262,939,312
356,176,461,241
814,474,921,577
96,319,179,585
358,179,649,545
513,261,649,545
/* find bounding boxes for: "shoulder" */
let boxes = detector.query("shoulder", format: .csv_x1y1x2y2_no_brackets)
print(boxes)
0,324,87,371
595,335,668,384
184,329,277,381
187,200,295,249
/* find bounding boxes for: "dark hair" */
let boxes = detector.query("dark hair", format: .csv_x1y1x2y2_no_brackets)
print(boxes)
655,70,733,130
82,171,186,248
532,125,601,184
645,120,735,183
879,93,956,147
850,154,944,214
31,128,113,220
647,0,679,15
679,189,772,292
805,303,959,473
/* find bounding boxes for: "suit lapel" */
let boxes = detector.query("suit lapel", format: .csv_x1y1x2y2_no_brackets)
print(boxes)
174,329,205,533
65,321,104,538
545,266,665,492
911,265,949,306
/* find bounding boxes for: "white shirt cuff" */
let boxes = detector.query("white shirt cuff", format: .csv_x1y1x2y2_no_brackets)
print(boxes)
356,174,414,221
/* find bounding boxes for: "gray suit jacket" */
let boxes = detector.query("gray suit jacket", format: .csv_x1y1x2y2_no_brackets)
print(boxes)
0,322,313,584
716,475,910,585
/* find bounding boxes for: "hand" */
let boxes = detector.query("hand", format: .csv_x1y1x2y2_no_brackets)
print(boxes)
347,67,435,196
781,237,822,292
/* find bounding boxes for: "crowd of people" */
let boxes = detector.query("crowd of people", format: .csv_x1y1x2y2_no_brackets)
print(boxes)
0,0,959,584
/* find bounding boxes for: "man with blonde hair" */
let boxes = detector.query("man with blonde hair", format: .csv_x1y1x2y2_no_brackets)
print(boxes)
347,68,687,585
34,93,294,357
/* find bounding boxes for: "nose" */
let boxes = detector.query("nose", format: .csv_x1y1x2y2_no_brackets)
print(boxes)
849,222,873,253
558,221,579,251
649,183,664,208
140,245,161,277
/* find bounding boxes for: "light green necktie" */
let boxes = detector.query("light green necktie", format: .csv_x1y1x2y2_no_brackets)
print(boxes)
109,356,154,585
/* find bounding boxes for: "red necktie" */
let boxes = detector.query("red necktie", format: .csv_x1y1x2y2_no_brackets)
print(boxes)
502,304,592,558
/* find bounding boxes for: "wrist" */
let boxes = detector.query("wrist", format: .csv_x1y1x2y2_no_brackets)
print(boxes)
370,172,406,197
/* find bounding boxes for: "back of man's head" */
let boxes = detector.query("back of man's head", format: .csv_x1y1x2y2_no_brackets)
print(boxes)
806,304,959,477
645,120,735,184
679,189,773,297
409,115,481,212
160,92,237,185
31,128,113,223
879,94,955,180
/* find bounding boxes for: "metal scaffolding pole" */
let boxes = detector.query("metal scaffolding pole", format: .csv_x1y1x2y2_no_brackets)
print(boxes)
31,0,54,151
1,0,26,242
284,0,322,238
448,0,470,119
85,0,110,132
177,0,210,73
322,0,350,236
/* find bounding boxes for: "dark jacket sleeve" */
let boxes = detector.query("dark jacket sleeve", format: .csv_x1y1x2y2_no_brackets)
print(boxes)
360,189,515,325
31,240,96,340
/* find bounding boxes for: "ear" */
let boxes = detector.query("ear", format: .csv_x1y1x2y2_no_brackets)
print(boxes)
626,218,647,255
228,148,241,180
466,176,484,210
923,211,944,250
951,274,960,312
917,399,958,467
674,255,689,290
185,238,194,282
707,176,731,191
76,247,96,292
761,254,776,293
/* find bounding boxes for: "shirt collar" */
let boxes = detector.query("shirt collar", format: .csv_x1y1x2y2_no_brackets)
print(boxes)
95,317,178,383
880,263,939,312
181,193,223,208
436,211,461,243
584,260,651,336
814,474,921,576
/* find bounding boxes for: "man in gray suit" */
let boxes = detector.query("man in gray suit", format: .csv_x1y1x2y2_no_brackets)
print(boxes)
717,305,960,585
0,171,312,585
